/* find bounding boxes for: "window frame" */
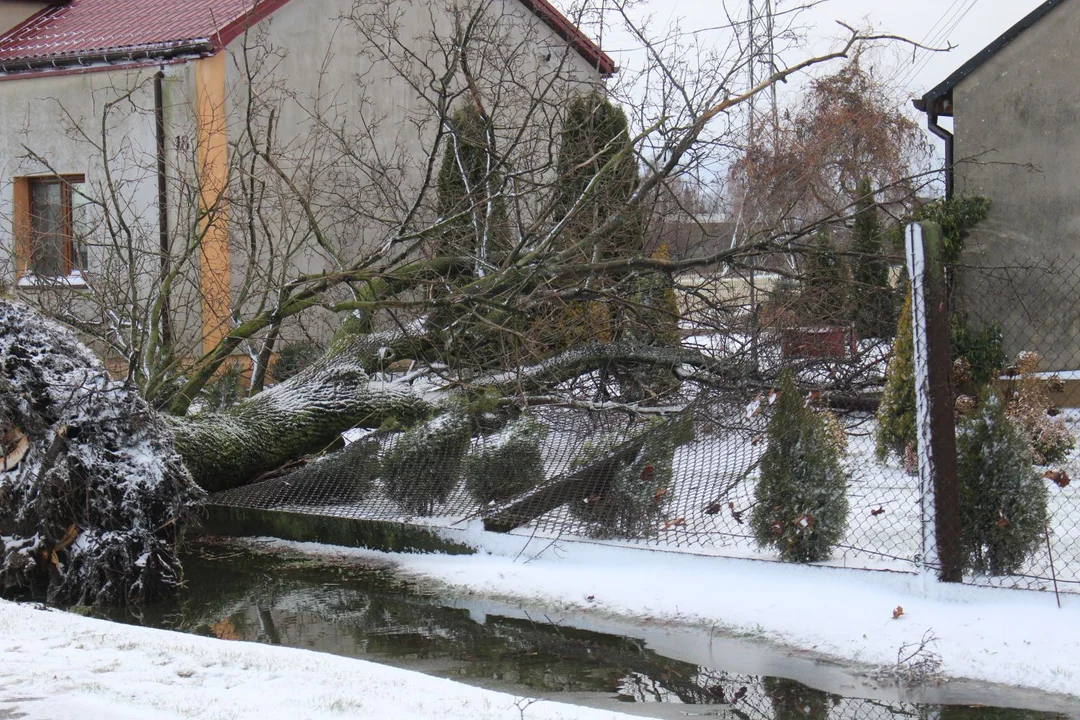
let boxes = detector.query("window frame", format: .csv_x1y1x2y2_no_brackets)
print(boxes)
13,173,88,286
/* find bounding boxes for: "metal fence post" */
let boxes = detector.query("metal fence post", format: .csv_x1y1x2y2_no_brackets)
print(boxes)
906,222,963,583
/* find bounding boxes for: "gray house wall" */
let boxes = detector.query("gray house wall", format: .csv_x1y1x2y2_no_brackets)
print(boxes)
220,0,605,343
0,65,210,357
0,0,607,356
950,0,1080,370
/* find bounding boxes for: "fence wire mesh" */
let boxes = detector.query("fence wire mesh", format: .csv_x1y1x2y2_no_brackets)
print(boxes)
951,257,1080,593
204,251,1080,595
208,335,921,574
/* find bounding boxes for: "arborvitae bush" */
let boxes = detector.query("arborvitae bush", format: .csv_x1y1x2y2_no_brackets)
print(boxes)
849,178,896,337
435,104,509,258
463,417,547,505
876,288,916,464
569,415,693,538
553,91,641,261
382,409,472,515
624,243,681,346
752,372,849,562
956,389,1049,575
800,229,848,325
537,92,644,356
949,313,1005,389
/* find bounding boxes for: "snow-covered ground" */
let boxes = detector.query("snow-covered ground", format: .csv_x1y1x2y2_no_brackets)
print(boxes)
0,598,642,720
253,532,1080,705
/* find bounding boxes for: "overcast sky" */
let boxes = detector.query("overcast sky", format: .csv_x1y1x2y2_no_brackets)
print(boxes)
572,0,1047,101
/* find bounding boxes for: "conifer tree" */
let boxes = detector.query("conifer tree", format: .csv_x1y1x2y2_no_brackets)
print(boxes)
752,371,849,562
801,228,848,324
553,91,641,261
849,178,895,337
956,389,1049,576
876,288,916,463
436,104,509,261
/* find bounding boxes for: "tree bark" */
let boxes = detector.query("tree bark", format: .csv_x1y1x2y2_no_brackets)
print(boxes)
170,338,723,493
169,337,434,493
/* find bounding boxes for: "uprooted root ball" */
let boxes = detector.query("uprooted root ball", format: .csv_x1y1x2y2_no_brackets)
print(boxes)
0,300,203,605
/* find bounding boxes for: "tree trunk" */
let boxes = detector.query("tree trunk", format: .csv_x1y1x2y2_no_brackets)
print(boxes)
169,339,434,493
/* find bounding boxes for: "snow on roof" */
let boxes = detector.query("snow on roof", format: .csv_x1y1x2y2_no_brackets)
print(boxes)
0,0,615,76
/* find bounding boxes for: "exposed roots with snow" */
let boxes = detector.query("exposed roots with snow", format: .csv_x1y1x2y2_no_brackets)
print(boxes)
0,301,202,605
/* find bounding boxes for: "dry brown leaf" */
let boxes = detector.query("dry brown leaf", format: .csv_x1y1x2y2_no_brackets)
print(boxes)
210,618,240,641
56,524,80,551
892,605,904,620
1044,469,1071,488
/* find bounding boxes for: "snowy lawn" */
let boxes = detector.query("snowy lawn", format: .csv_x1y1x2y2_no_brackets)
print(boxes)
257,534,1080,701
0,599,640,720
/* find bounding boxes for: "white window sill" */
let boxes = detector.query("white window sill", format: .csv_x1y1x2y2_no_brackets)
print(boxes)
17,273,88,289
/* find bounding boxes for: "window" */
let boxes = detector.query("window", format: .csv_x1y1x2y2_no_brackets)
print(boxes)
13,174,87,282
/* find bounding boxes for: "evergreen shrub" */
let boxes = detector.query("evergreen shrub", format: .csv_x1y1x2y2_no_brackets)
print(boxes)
956,389,1049,575
751,371,849,562
849,178,896,338
463,416,548,505
382,410,472,515
569,415,693,538
949,313,1004,387
876,288,916,464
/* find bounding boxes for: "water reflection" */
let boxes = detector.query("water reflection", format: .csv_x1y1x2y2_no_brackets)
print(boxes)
97,540,1066,720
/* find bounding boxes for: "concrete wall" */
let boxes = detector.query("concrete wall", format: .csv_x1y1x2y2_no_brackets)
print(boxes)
952,0,1080,370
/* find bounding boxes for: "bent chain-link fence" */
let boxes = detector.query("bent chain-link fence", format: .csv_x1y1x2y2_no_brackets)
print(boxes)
205,253,1080,595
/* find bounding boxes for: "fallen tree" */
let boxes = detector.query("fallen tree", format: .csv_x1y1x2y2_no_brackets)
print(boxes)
1,5,943,605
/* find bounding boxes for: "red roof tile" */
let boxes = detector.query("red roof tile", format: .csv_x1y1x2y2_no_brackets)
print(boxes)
0,0,268,62
0,0,613,76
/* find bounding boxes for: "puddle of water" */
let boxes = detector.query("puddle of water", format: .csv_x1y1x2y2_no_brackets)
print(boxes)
83,539,1074,720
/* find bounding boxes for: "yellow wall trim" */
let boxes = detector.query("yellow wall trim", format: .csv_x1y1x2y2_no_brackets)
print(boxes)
195,52,230,356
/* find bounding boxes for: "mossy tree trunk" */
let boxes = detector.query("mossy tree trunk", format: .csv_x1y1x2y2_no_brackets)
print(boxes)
170,339,724,493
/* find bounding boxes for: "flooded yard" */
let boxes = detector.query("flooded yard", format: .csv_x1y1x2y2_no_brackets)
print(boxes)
91,538,1076,719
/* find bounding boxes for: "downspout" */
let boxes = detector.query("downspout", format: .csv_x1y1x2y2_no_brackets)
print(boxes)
154,69,172,347
926,111,954,201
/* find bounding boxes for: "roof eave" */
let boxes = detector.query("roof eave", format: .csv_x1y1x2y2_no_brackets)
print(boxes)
512,0,616,77
918,0,1068,109
0,39,215,77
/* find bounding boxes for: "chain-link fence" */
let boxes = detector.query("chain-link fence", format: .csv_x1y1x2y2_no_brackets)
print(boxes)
206,332,924,573
950,255,1080,593
203,242,1080,596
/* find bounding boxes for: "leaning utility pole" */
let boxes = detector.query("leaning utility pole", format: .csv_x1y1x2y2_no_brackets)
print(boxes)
747,0,779,146
745,0,779,372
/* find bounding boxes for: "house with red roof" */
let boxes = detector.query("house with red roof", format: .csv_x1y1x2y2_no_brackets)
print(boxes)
0,0,614,357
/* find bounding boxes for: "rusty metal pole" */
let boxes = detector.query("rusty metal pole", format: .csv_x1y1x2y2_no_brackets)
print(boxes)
907,222,963,583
